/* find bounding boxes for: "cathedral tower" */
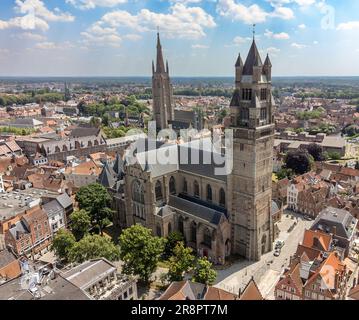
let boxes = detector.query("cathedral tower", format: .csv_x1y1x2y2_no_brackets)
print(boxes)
228,38,275,261
152,33,174,131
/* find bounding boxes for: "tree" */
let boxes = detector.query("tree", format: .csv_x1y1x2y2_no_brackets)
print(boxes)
285,150,313,174
276,168,294,180
328,152,341,160
119,224,166,283
51,229,76,261
167,243,195,282
75,183,113,235
192,257,217,285
70,209,91,241
307,143,325,161
68,234,120,263
164,231,184,259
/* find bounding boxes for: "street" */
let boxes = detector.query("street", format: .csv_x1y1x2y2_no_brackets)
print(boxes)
214,210,313,299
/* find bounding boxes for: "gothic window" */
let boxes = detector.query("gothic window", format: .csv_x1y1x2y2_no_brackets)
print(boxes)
94,140,99,146
132,180,144,204
168,222,172,235
203,228,212,248
191,221,197,243
219,188,226,207
260,88,267,100
132,180,145,219
55,146,60,153
240,108,249,120
62,145,68,152
240,143,244,151
260,108,267,121
88,141,92,147
156,224,162,237
169,176,176,195
241,88,252,101
178,216,184,235
183,178,188,194
193,180,200,198
155,181,163,201
206,184,212,202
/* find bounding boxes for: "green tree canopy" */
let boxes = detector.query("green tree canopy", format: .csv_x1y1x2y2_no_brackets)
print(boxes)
70,209,91,241
167,242,195,282
164,231,184,259
75,183,113,235
51,229,76,261
192,257,217,285
285,149,313,174
119,224,166,283
68,234,120,263
307,143,325,161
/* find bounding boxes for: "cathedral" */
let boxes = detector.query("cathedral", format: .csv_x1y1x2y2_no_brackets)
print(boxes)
99,33,275,264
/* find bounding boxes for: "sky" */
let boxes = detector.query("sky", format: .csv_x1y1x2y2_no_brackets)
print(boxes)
0,0,358,77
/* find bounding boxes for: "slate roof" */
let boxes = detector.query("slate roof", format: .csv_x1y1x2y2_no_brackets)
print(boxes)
56,193,73,210
69,125,100,138
168,195,225,225
98,162,117,188
312,207,358,240
230,89,241,107
243,40,263,75
9,220,30,240
43,200,64,219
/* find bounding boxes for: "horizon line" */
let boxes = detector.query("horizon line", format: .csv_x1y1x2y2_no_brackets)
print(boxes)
0,75,359,78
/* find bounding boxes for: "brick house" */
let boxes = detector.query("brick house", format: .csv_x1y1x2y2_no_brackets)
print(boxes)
0,249,21,281
5,206,52,256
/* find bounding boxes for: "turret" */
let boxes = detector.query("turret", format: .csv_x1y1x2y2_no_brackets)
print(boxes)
235,54,243,87
263,54,272,82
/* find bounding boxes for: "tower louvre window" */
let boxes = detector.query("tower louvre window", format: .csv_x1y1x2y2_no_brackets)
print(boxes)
240,108,249,121
260,88,267,100
260,108,267,121
241,88,252,101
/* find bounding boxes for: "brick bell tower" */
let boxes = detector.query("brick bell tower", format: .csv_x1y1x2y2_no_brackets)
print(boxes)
227,36,275,261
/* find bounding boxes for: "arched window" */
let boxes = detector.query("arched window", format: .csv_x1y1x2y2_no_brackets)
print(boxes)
168,222,172,235
206,185,212,202
62,145,68,152
155,181,163,201
169,176,176,195
132,180,144,219
219,188,226,207
88,141,92,147
132,180,144,204
94,140,99,146
156,224,162,237
190,221,197,243
194,180,199,198
55,146,60,153
178,217,184,235
203,228,212,248
183,178,187,194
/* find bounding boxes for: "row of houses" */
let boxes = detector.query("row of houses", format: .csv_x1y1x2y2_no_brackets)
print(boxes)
275,206,359,300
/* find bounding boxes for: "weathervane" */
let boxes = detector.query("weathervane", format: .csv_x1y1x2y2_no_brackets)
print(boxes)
252,24,256,40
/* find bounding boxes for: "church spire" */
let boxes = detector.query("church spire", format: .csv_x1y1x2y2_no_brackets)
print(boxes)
156,32,166,73
242,38,263,76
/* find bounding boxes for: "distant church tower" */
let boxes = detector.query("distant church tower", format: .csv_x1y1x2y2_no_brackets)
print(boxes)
228,37,275,261
152,32,174,131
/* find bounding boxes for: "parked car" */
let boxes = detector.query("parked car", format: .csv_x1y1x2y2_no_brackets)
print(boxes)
274,249,281,257
275,240,285,249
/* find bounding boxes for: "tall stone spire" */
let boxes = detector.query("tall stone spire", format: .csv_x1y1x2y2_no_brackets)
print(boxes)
242,39,263,76
156,32,166,74
152,32,174,131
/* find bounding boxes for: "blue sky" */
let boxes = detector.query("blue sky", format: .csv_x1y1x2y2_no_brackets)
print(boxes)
0,0,358,76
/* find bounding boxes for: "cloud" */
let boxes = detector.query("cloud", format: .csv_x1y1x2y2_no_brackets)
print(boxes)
267,47,281,54
14,32,47,41
15,0,75,22
313,40,318,45
268,0,315,7
264,29,290,39
298,23,306,29
35,41,74,50
0,48,10,55
270,6,294,20
66,0,127,10
217,0,294,24
191,44,209,49
217,0,268,24
291,42,307,49
90,3,216,40
337,21,359,30
0,0,74,32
